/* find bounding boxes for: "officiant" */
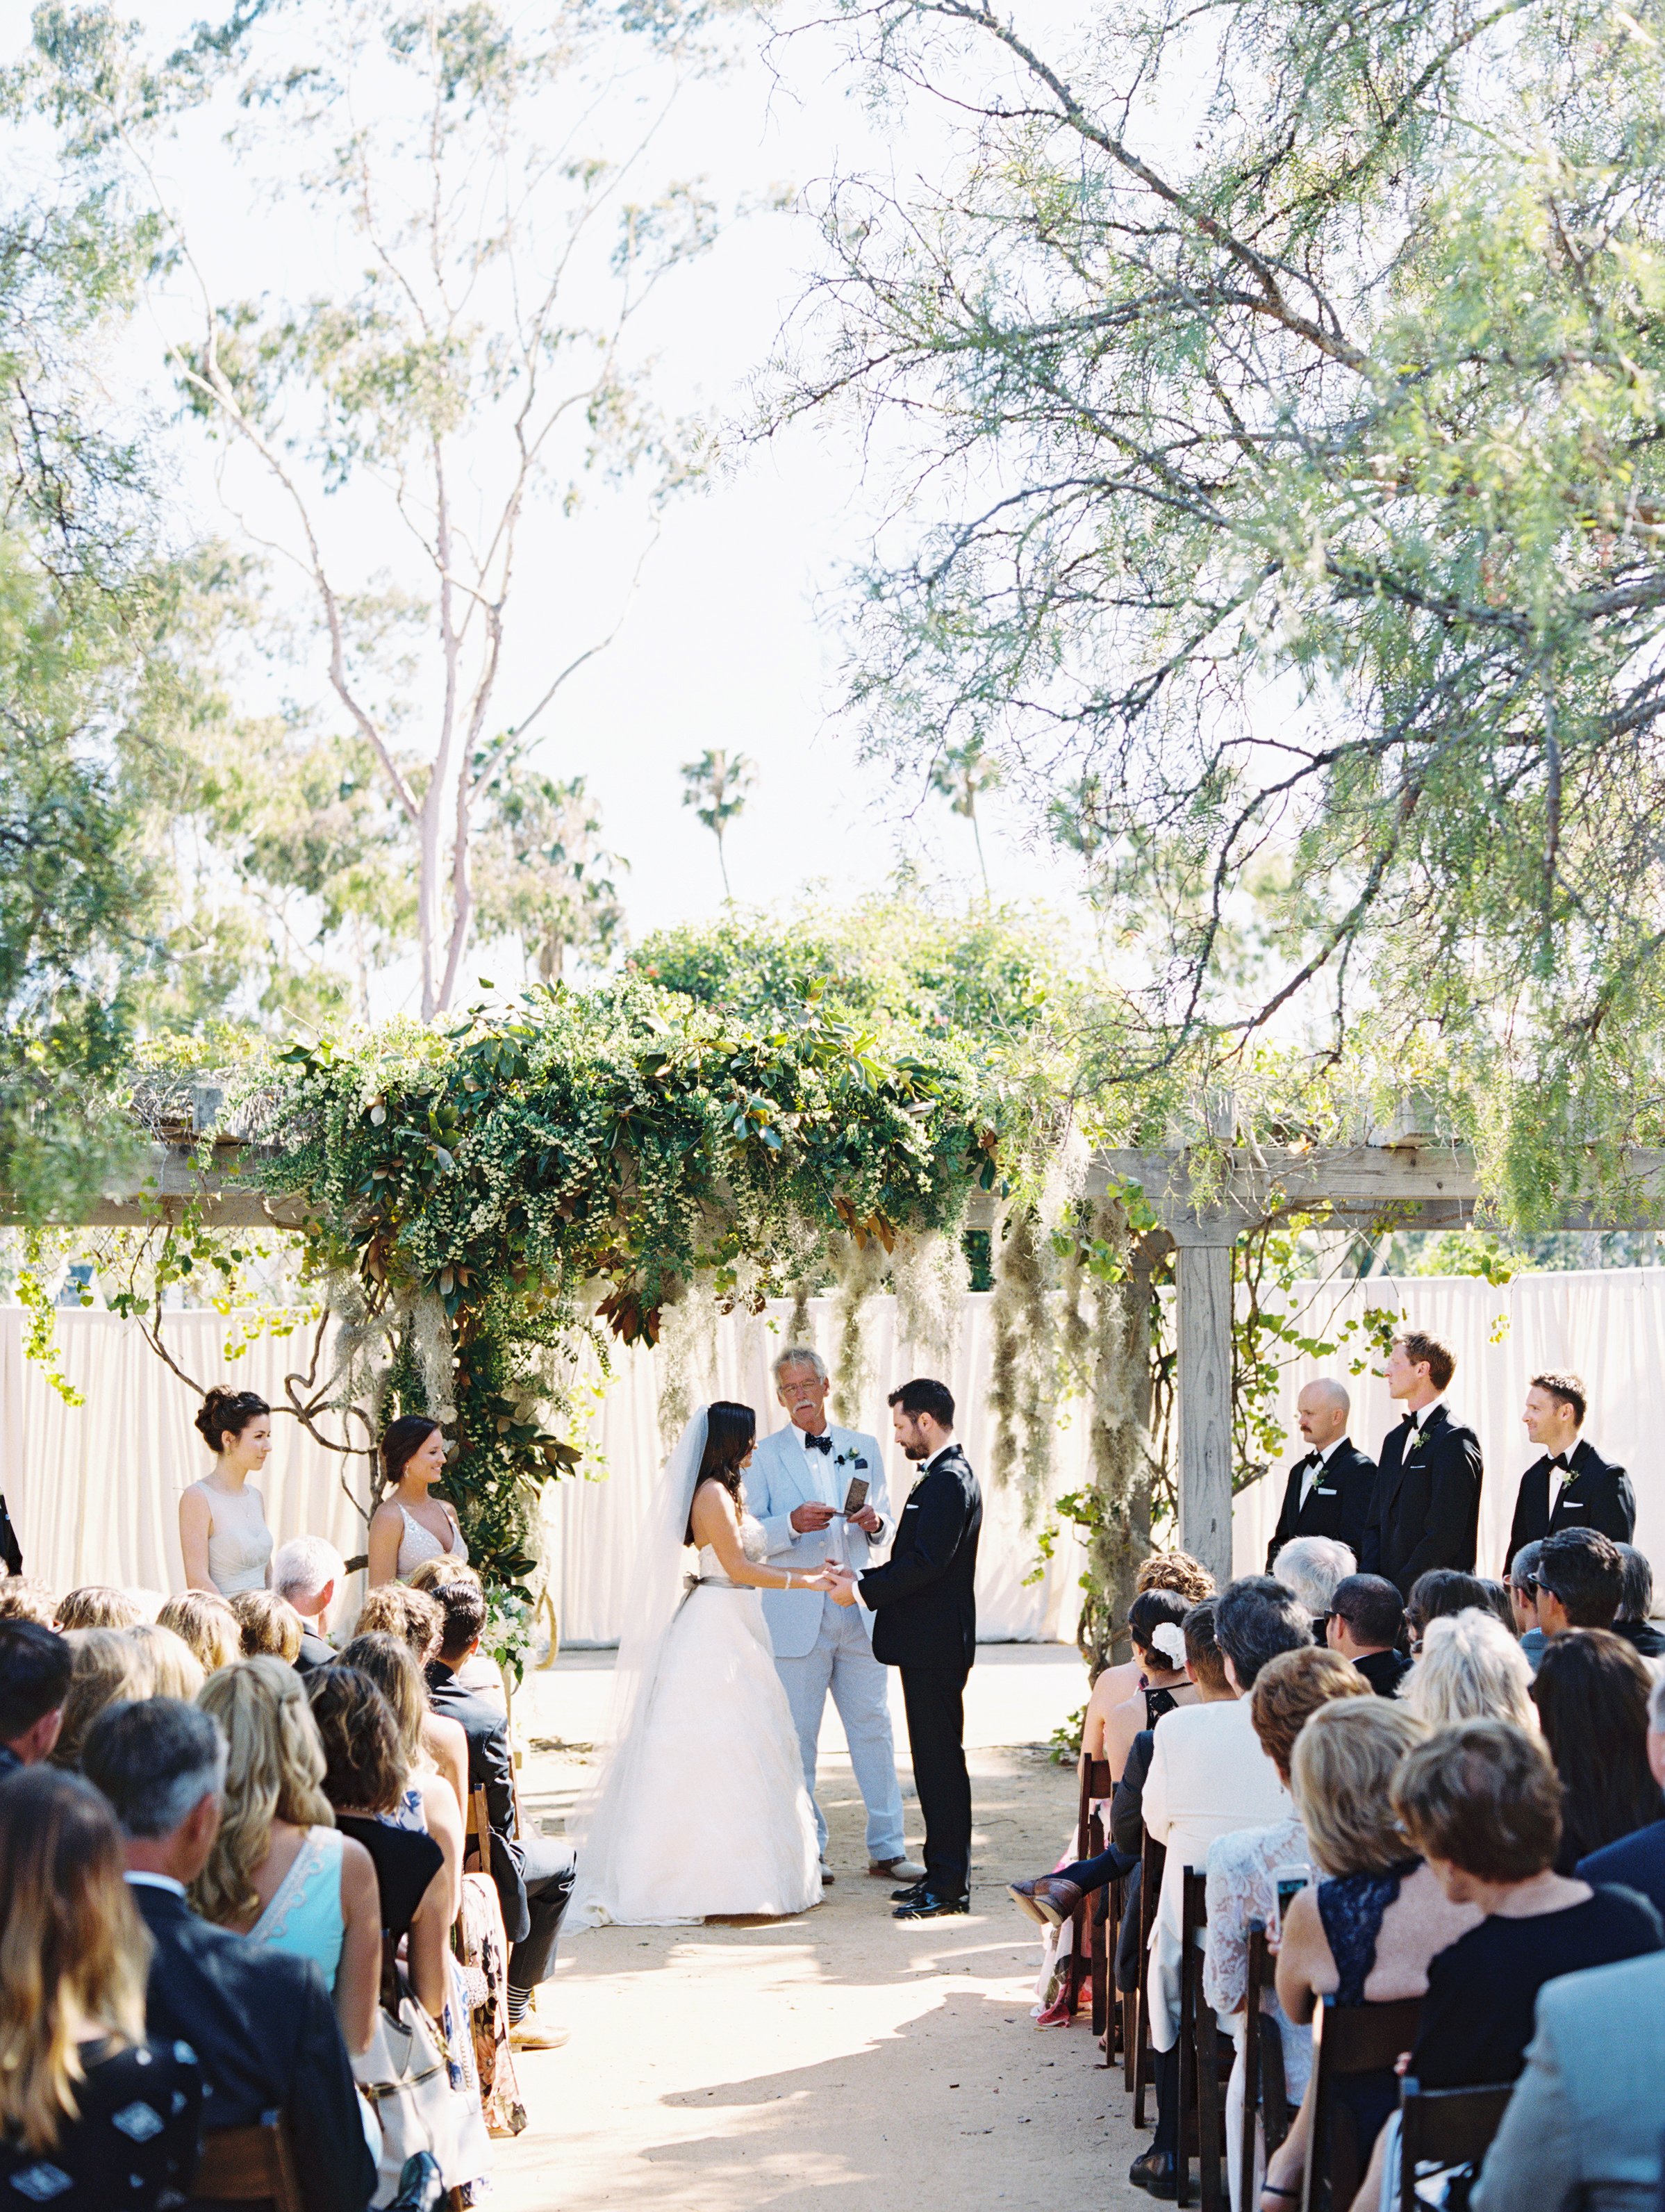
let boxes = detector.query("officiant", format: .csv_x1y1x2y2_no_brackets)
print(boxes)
749,1348,925,1887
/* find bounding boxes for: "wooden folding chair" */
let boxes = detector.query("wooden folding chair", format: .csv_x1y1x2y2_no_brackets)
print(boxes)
188,2115,304,2211
462,1782,491,1875
1132,1828,1166,2129
1301,1993,1423,2212
1241,1917,1291,2199
1397,2079,1514,2212
1097,1865,1126,2065
1177,1867,1232,2212
1063,1753,1113,2033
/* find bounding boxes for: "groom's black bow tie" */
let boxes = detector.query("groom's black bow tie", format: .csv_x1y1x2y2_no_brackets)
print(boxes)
803,1430,833,1454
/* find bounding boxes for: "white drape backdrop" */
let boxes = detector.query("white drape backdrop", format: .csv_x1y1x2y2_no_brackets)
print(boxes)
0,1293,1093,1640
1231,1271,1665,1580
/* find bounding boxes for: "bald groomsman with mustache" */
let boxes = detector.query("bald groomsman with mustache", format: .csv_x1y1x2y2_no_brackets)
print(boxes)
1264,1378,1377,1570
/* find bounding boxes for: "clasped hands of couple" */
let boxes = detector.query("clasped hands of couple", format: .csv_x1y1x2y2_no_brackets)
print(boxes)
788,1496,879,1607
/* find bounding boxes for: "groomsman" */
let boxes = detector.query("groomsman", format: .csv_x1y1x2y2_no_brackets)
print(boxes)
834,1377,981,1920
1264,1378,1376,1569
1360,1329,1483,1599
1504,1371,1634,1572
749,1348,922,1887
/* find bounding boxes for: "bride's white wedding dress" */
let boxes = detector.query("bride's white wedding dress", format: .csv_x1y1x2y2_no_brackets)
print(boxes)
568,1450,822,1927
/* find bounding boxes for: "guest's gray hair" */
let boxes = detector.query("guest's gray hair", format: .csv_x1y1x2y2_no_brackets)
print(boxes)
772,1346,827,1384
270,1533,347,1605
1273,1536,1356,1617
81,1697,228,1839
1399,1609,1538,1733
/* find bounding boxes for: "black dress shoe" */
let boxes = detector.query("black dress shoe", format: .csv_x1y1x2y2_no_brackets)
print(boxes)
893,1889,970,1919
1128,2147,1177,2199
891,1879,930,1903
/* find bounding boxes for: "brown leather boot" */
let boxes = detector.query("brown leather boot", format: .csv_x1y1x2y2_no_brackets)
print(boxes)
1007,1874,1084,1927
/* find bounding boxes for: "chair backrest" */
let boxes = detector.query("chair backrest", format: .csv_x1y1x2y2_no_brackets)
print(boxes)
1302,1993,1423,2212
463,1782,490,1873
1398,2079,1515,2212
190,2116,304,2211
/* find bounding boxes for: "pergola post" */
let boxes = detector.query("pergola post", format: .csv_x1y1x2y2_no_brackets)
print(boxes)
1173,1233,1235,1586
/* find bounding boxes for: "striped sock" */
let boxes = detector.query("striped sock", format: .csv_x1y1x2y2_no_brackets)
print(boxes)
507,1983,531,2025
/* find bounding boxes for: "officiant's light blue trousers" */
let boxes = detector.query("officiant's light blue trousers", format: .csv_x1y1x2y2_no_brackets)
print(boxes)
776,1598,906,1863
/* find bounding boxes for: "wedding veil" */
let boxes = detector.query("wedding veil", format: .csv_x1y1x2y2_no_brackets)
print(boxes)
565,1406,708,1929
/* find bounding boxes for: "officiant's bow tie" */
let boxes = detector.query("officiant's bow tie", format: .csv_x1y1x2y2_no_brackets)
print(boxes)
803,1430,833,1455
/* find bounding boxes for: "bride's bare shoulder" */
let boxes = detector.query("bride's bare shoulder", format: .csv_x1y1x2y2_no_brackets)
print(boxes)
690,1476,738,1520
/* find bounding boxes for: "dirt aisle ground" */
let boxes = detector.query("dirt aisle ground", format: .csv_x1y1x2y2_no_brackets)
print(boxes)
492,1649,1150,2211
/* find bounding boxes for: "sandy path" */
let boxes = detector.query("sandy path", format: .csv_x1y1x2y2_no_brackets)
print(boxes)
490,1649,1149,2211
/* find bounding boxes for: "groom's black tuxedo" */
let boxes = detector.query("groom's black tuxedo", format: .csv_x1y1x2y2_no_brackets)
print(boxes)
858,1442,981,1899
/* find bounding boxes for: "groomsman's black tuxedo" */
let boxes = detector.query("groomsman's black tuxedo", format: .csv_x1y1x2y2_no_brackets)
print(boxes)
1505,1438,1636,1572
1264,1437,1377,1569
1359,1403,1483,1600
858,1442,981,1900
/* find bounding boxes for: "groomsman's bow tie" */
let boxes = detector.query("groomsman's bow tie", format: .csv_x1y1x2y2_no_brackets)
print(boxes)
1548,1451,1570,1470
803,1430,833,1455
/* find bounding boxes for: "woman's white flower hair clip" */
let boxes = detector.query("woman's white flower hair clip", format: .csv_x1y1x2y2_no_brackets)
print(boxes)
1150,1621,1188,1667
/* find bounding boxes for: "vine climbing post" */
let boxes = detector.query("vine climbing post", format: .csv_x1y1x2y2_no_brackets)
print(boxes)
1173,1230,1234,1586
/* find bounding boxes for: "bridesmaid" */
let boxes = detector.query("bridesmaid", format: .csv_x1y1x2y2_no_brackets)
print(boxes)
366,1415,470,1587
180,1389,274,1599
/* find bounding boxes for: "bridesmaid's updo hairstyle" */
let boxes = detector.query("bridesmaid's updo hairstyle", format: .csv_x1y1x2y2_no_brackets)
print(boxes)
686,1401,756,1542
195,1386,270,1455
381,1414,442,1488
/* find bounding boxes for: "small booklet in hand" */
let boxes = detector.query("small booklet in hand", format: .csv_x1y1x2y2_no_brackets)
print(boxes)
840,1474,870,1518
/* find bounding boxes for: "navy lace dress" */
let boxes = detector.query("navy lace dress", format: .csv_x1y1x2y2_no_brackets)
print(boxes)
1314,1860,1421,2170
0,2035,203,2208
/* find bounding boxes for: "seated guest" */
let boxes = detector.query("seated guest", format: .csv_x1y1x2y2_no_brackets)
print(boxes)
335,1631,463,1913
1400,1608,1539,1731
0,1617,73,1773
231,1588,304,1663
127,1621,206,1701
158,1590,242,1674
1348,1716,1665,2212
1261,1699,1482,2206
194,1657,382,2054
1269,1535,1355,1637
1575,1667,1665,1920
271,1535,347,1672
49,1626,157,1770
1133,1578,1309,2197
0,1577,58,1626
1532,1628,1660,1871
55,1585,144,1632
1082,1551,1217,1729
404,1558,506,1706
1264,1380,1375,1571
1506,1540,1546,1672
81,1697,376,2212
1084,1587,1196,1777
1325,1574,1412,1697
0,1766,203,2206
1204,1648,1371,2211
1533,1526,1624,1637
1471,1947,1665,2212
1405,1568,1495,1654
426,1578,576,2049
354,1583,470,1808
306,1666,449,2018
1612,1543,1664,1660
1474,1578,1516,1633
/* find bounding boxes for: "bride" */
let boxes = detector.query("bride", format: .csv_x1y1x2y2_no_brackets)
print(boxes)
567,1401,841,1926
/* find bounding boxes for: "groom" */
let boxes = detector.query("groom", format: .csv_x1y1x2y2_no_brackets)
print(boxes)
749,1347,923,1885
833,1377,981,1920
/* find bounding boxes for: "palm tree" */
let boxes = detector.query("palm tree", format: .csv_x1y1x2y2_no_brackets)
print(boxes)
679,748,755,900
929,738,1001,898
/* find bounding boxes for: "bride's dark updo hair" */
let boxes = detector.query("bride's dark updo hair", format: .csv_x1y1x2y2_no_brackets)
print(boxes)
686,1401,756,1544
195,1387,270,1455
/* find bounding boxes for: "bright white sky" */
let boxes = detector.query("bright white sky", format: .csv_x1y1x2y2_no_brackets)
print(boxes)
6,0,1088,1009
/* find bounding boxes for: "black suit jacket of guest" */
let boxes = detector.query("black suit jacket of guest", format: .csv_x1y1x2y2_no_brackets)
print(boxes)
1359,1404,1483,1599
1354,1646,1414,1699
129,1881,374,2212
1504,1437,1636,1571
293,1628,335,1674
426,1661,531,1942
1265,1439,1377,1569
858,1444,981,1678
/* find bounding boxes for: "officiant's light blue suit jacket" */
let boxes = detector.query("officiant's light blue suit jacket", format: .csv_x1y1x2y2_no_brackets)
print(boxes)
749,1420,892,1660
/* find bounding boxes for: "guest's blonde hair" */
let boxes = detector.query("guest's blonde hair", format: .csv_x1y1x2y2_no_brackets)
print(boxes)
126,1623,206,1703
192,1657,333,1928
405,1555,483,1596
1136,1551,1216,1605
0,1768,149,2152
355,1583,444,1662
158,1591,242,1674
0,1578,60,1627
1400,1608,1539,1733
231,1589,304,1664
1291,1698,1427,1876
335,1631,431,1772
49,1629,158,1772
55,1586,143,1633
